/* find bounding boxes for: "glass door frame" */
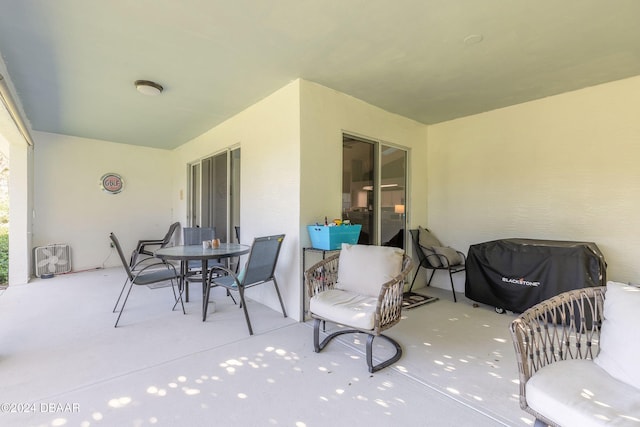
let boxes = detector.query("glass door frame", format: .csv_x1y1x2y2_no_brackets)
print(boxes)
342,133,409,248
187,146,240,244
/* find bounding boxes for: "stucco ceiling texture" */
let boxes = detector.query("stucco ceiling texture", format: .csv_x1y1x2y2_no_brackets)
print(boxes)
1,0,639,149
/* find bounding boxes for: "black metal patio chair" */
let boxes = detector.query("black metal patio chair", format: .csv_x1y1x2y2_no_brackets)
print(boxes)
129,221,180,268
203,234,287,335
111,232,185,327
409,227,465,302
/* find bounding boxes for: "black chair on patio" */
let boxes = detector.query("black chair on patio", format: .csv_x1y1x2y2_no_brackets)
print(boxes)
111,232,185,327
203,234,287,335
231,225,241,273
182,227,220,301
409,227,466,302
183,227,216,270
129,221,180,268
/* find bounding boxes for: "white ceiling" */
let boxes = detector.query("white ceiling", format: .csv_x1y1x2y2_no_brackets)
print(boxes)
1,0,640,150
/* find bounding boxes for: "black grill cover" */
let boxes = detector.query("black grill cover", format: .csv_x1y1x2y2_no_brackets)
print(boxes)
465,239,606,313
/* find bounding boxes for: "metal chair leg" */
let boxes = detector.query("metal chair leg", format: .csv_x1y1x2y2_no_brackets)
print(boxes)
171,280,186,314
448,270,457,302
202,280,212,321
238,286,253,335
426,269,436,286
409,267,420,292
272,277,287,318
114,281,135,327
313,319,402,373
366,334,402,373
226,288,237,305
113,277,129,312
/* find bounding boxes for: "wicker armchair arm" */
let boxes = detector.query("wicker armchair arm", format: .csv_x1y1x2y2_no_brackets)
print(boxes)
374,254,413,333
305,253,340,299
510,286,606,409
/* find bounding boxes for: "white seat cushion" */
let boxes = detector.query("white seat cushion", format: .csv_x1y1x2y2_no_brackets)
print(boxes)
594,281,640,390
526,359,640,427
336,244,404,297
310,289,377,331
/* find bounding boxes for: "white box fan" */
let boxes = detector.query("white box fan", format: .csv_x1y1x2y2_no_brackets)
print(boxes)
34,244,72,277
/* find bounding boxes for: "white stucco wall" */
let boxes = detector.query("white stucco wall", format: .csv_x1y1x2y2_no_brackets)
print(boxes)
299,80,429,308
428,75,640,291
300,80,429,234
172,79,430,321
28,75,640,313
172,80,302,319
33,132,173,272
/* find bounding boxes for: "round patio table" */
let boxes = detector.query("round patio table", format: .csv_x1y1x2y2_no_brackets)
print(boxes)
155,243,250,317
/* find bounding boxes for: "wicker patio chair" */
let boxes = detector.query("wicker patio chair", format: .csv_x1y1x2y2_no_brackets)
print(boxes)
305,245,413,373
510,286,606,427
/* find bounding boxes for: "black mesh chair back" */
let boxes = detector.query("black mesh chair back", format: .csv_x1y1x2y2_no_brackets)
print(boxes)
161,222,181,246
408,228,465,302
112,232,136,281
129,221,180,268
241,234,284,286
205,234,287,335
182,227,220,298
409,229,430,267
183,227,216,245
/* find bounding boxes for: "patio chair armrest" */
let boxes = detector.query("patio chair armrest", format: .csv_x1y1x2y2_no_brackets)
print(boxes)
135,238,164,249
434,249,465,267
305,253,340,298
416,243,441,268
131,260,178,280
130,254,159,270
206,265,240,286
375,254,414,332
509,286,606,405
129,239,167,267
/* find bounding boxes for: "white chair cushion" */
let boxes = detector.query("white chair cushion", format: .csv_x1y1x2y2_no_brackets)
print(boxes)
526,359,640,427
594,281,640,390
336,244,404,297
310,289,377,331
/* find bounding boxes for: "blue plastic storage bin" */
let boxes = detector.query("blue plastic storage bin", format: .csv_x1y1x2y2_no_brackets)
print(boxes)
307,224,362,250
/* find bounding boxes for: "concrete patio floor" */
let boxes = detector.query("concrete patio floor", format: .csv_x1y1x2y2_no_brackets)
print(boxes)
0,267,533,426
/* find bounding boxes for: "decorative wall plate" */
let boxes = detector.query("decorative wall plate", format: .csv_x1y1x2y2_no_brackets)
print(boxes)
100,173,124,194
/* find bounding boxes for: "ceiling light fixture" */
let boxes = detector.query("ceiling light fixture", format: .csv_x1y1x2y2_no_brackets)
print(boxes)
134,80,163,96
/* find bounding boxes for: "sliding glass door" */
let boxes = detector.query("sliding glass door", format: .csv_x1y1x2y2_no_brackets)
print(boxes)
342,135,407,248
380,145,407,248
188,147,240,243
